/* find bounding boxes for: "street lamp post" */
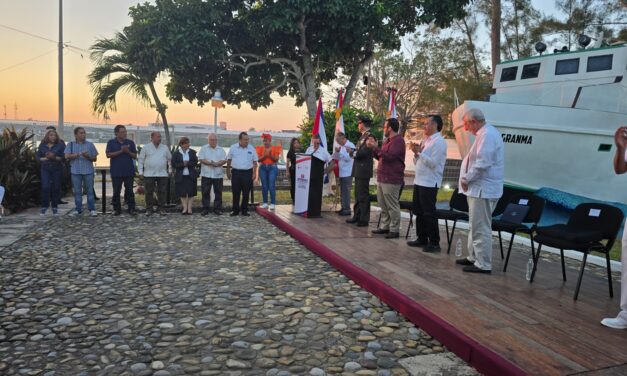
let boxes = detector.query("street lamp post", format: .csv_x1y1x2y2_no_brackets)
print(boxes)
211,90,224,133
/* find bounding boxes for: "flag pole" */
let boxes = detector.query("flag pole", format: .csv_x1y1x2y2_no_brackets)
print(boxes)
58,0,64,137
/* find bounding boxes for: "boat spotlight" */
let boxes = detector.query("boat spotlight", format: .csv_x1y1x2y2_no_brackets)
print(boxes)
577,34,591,48
535,42,547,55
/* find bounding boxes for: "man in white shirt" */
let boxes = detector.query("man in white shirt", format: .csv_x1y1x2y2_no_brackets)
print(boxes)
305,134,332,163
456,108,504,273
226,132,258,216
331,132,355,216
407,115,447,252
601,125,627,329
198,133,227,216
138,132,172,216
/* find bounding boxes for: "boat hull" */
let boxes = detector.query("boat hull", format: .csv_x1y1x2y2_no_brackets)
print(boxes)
452,101,627,204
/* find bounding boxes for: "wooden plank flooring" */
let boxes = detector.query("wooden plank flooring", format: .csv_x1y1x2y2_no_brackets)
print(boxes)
268,205,626,376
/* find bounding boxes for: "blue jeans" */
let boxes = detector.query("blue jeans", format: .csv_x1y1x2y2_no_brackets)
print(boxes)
71,173,95,213
259,164,278,204
41,167,62,211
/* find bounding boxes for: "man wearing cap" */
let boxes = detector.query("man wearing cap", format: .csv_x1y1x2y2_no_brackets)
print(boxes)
347,116,374,227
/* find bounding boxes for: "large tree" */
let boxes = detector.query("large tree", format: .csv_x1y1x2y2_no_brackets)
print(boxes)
126,0,471,120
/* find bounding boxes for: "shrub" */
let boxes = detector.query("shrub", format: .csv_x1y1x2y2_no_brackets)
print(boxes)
0,127,40,212
298,106,384,151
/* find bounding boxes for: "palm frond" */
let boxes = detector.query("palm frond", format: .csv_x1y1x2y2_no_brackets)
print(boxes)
91,74,151,116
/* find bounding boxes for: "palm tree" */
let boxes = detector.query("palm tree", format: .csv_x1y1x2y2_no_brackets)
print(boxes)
88,31,172,146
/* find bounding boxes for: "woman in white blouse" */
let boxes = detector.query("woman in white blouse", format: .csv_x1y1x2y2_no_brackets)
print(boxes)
172,137,199,215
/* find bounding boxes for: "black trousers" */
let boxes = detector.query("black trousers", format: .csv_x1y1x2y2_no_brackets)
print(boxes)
352,178,370,224
144,176,168,210
202,177,223,211
231,169,252,213
289,169,296,204
112,176,135,211
412,184,440,244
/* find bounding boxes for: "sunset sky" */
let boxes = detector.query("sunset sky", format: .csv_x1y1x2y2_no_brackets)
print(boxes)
0,0,557,131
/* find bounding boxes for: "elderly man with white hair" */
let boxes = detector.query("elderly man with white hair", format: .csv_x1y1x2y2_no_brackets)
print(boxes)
456,108,504,273
198,133,227,215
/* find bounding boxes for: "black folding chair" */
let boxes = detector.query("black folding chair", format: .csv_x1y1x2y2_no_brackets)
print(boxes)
531,203,624,300
492,195,545,271
435,188,469,254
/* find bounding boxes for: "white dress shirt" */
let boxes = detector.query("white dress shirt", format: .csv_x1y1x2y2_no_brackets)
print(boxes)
413,132,447,188
198,144,227,178
459,123,504,199
331,140,355,178
306,145,331,163
138,142,171,177
227,143,258,170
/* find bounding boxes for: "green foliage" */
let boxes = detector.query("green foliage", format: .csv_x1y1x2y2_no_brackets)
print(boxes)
358,28,492,135
298,107,384,152
124,0,471,118
0,127,40,212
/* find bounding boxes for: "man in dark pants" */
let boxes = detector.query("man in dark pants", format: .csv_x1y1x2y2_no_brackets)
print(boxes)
407,115,447,251
347,116,374,227
106,125,138,216
226,132,258,216
138,132,172,216
199,133,227,215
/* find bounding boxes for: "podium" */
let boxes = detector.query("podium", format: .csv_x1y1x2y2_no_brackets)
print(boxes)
294,153,326,217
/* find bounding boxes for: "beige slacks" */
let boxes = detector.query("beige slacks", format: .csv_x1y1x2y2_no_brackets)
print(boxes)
466,196,498,271
376,183,401,233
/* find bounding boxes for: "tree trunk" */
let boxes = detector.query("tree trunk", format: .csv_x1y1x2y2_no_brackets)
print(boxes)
298,16,318,119
460,18,482,84
148,82,172,146
491,0,502,75
302,55,318,119
343,51,373,108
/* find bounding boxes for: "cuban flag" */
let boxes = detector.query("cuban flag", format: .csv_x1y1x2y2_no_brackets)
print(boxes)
312,97,328,150
387,88,397,119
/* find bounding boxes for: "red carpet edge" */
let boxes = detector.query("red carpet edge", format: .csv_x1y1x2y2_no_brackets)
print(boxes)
256,207,527,376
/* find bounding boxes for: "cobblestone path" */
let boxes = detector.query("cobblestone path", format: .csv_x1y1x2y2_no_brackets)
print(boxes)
0,212,475,376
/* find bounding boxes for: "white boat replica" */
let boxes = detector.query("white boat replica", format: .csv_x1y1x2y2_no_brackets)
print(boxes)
452,38,627,206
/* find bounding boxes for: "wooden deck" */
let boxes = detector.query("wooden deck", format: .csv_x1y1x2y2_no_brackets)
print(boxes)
261,205,626,376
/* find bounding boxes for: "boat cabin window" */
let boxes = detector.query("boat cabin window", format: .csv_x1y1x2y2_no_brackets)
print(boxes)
555,58,579,75
587,54,613,72
500,66,518,82
521,63,541,79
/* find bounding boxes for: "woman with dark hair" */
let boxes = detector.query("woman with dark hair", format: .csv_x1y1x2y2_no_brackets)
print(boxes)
286,137,301,204
37,129,65,216
172,137,199,214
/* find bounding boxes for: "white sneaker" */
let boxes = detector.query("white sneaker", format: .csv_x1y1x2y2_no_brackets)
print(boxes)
601,317,627,329
89,210,98,217
69,211,81,217
269,204,275,210
260,203,268,209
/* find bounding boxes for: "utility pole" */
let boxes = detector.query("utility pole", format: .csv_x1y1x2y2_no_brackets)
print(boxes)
58,0,64,137
3,105,6,119
14,102,18,120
